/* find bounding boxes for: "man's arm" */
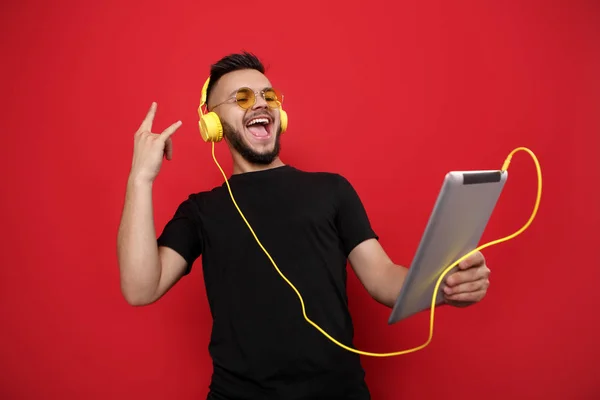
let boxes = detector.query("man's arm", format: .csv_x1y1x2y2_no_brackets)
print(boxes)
348,238,408,308
348,238,491,308
117,103,191,306
117,178,189,306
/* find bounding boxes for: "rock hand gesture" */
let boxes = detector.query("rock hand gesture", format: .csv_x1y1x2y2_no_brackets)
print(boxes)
130,102,182,184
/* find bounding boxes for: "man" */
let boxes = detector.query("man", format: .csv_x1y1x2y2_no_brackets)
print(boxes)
117,52,491,399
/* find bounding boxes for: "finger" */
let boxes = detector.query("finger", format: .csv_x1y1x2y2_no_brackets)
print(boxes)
138,102,157,133
444,289,486,303
445,267,482,286
458,251,486,270
164,137,173,161
160,120,182,141
443,277,489,295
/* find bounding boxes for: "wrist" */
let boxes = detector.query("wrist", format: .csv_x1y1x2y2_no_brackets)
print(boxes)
127,173,154,189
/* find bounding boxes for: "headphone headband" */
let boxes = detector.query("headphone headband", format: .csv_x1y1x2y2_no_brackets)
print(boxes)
200,77,210,108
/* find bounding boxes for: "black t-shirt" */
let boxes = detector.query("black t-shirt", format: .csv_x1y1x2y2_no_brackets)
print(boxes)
157,165,378,399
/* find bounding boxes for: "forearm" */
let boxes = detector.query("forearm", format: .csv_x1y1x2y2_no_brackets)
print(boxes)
117,177,161,305
369,262,408,308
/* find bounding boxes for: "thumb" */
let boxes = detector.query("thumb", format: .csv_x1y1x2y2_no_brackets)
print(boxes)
458,251,485,270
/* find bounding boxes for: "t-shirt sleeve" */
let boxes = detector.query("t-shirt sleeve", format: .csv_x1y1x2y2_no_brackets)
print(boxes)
334,174,379,256
156,195,203,274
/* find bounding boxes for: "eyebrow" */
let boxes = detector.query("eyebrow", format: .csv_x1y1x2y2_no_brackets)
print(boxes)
226,86,273,97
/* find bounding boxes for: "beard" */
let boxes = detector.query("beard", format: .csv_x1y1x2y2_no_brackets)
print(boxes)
222,120,282,165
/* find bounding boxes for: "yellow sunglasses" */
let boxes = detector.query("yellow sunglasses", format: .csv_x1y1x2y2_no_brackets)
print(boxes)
211,87,284,110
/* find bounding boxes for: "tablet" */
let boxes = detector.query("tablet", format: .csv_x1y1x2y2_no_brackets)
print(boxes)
387,169,508,324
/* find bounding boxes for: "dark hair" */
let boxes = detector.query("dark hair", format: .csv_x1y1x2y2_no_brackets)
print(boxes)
205,51,265,106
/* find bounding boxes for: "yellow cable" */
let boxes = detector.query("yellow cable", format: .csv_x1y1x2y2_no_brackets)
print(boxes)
210,145,542,357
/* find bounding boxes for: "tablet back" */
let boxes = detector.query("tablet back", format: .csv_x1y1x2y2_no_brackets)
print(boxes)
388,170,508,324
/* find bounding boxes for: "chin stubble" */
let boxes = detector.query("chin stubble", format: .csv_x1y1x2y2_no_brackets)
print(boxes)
222,120,282,165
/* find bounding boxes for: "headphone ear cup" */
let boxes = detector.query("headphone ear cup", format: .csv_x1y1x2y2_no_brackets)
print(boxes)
199,112,224,142
279,109,288,134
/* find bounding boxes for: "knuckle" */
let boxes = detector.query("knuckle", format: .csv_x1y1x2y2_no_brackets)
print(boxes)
138,130,151,140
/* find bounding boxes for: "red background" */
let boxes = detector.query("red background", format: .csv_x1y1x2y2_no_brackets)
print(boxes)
1,0,599,399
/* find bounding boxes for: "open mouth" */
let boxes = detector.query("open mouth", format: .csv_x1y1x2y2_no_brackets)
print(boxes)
245,116,272,139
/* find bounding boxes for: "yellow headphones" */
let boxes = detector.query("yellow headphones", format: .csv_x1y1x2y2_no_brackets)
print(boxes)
197,77,288,143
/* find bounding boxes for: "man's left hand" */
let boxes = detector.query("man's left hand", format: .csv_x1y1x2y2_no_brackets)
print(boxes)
443,251,490,307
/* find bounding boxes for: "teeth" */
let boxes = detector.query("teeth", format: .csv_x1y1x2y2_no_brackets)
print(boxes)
247,118,269,126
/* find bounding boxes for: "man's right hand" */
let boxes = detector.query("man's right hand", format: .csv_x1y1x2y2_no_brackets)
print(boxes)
130,102,182,184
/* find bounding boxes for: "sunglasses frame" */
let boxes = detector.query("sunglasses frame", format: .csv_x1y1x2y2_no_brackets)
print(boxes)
210,87,284,110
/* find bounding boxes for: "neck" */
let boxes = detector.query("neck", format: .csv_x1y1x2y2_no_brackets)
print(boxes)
231,153,285,175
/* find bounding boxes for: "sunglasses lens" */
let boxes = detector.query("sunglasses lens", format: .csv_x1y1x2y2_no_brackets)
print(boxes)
235,88,255,109
264,89,282,108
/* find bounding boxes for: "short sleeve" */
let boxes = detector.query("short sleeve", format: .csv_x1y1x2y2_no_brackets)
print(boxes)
157,195,203,274
334,175,379,256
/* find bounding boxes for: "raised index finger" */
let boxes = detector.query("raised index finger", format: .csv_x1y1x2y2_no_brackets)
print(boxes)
138,102,157,133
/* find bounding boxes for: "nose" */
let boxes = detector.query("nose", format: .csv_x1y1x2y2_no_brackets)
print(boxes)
251,91,269,110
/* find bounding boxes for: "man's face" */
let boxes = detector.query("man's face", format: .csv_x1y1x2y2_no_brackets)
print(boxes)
208,69,283,165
